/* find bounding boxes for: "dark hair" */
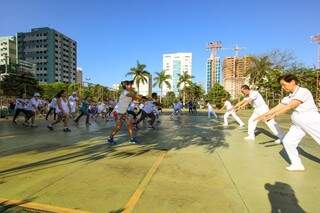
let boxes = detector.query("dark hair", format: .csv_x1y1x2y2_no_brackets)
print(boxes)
56,90,66,98
278,74,299,84
151,92,157,98
241,85,250,90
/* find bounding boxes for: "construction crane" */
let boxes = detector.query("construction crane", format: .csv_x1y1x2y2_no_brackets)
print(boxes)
207,41,222,60
233,44,246,57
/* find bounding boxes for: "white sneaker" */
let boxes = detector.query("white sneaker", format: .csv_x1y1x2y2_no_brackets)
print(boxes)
244,136,255,141
274,139,282,144
223,124,228,127
286,164,305,171
239,124,245,129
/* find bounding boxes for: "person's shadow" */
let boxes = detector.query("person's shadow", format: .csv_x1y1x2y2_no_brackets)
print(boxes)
265,182,306,213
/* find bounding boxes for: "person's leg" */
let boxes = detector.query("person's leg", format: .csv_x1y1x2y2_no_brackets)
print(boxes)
109,116,123,139
300,114,320,145
208,110,211,118
265,119,286,140
135,111,147,125
13,108,22,123
212,110,218,119
223,112,230,125
46,107,53,120
247,112,259,138
147,112,156,127
231,111,244,126
74,112,84,123
85,112,90,124
282,124,305,168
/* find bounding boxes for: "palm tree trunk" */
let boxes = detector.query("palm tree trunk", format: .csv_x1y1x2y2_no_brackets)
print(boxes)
137,82,140,94
160,87,162,103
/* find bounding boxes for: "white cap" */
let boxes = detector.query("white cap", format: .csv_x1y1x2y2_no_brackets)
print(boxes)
72,91,77,95
34,93,40,97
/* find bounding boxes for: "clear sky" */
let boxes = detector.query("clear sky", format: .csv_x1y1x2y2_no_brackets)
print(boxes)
1,0,319,88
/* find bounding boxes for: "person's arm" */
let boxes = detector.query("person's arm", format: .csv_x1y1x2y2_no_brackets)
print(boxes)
256,100,302,122
234,99,250,111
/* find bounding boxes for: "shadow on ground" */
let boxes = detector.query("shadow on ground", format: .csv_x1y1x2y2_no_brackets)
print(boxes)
265,181,306,213
0,115,232,178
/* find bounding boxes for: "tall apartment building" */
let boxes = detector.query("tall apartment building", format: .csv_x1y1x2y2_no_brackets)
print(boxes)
206,57,222,92
133,74,152,96
223,56,252,98
17,27,77,83
162,53,192,96
76,67,83,85
0,36,17,66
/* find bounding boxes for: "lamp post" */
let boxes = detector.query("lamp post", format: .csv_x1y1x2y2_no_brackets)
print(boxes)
311,34,320,106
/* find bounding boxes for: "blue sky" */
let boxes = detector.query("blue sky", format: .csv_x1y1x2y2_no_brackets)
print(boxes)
1,0,319,88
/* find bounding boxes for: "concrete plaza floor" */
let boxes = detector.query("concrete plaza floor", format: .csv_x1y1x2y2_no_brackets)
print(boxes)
0,111,319,212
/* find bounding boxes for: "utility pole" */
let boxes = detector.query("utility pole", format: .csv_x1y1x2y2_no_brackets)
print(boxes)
311,34,320,106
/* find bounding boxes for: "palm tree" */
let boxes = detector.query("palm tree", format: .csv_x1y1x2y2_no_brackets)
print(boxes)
177,71,194,104
126,61,150,94
153,70,171,103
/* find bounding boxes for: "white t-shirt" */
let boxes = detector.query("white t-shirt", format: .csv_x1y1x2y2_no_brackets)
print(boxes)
49,98,57,108
207,103,213,111
174,102,183,111
68,95,78,106
15,98,27,109
97,102,106,113
245,90,267,109
281,86,318,113
127,102,136,112
25,97,40,112
143,101,155,114
56,98,70,113
224,100,233,111
117,90,132,114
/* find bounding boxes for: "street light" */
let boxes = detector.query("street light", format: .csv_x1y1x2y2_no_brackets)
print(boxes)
311,33,320,106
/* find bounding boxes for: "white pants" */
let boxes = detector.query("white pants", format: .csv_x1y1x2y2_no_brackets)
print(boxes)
283,111,320,166
248,106,285,139
224,110,244,126
208,110,217,119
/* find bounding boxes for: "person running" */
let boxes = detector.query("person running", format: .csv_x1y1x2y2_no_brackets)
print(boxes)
12,93,28,124
188,100,194,114
234,85,285,142
256,74,320,171
24,93,41,127
106,80,140,145
46,96,57,120
74,96,90,125
206,101,218,119
68,91,78,118
134,93,158,129
47,90,71,132
170,99,183,120
220,97,244,127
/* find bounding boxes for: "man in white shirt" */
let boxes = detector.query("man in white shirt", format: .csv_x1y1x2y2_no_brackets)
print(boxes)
234,85,285,141
220,98,244,127
68,91,78,118
12,93,28,124
206,101,218,119
24,93,41,127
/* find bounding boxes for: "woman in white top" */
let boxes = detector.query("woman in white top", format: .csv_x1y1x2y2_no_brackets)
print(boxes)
205,101,218,119
256,74,320,171
47,90,71,132
220,97,244,127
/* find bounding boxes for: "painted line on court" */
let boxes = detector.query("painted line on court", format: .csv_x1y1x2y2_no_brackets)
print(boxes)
123,151,167,213
0,198,91,213
0,135,16,140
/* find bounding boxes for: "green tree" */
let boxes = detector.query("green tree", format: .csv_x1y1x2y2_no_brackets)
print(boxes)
177,71,194,104
162,91,176,108
126,61,150,94
245,56,272,89
206,83,230,108
184,82,205,102
153,70,171,103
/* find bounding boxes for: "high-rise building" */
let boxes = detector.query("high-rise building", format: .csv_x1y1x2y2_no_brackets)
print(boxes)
162,52,192,95
223,56,252,98
76,67,83,85
206,57,222,92
17,27,77,83
133,74,152,96
0,36,17,66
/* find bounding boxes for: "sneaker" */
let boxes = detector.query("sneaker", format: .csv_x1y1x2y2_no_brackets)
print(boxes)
107,137,116,145
47,125,54,131
129,137,138,144
223,124,228,127
12,121,17,125
148,125,155,129
286,164,305,171
63,128,71,132
23,122,30,127
239,124,245,129
274,139,282,144
244,136,255,141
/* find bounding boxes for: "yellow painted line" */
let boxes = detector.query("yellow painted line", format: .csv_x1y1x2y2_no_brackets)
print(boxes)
0,198,91,213
123,151,167,213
